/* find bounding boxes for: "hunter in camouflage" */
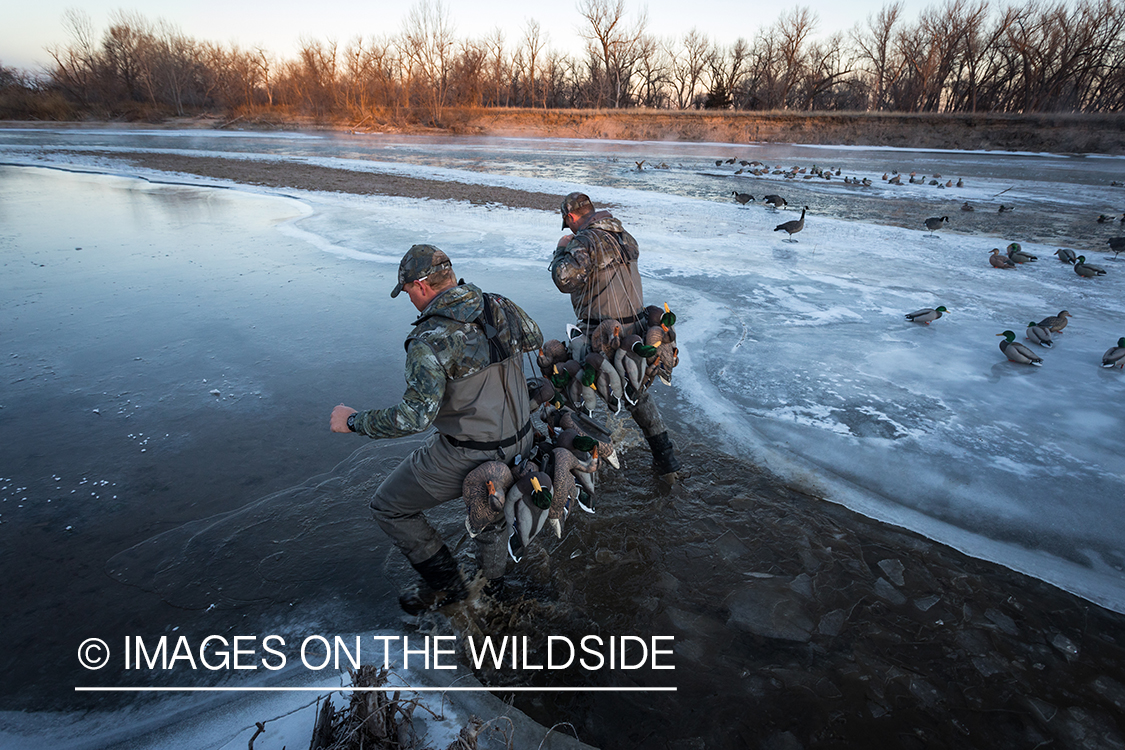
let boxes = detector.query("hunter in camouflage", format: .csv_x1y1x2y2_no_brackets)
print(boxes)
331,244,543,613
550,192,683,479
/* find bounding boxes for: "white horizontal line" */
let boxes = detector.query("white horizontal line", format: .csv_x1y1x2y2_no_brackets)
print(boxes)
75,686,676,693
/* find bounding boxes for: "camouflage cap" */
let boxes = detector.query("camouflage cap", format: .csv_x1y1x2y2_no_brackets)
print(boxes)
390,244,452,298
560,192,594,229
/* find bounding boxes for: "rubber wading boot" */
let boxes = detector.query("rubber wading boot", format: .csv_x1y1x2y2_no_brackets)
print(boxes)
398,545,469,615
646,431,682,480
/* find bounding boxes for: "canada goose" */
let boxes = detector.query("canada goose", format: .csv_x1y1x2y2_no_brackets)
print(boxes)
635,161,645,170
1075,256,1107,277
763,194,787,209
732,191,754,205
999,204,1014,213
997,331,1043,366
774,207,807,241
1108,237,1125,260
924,216,948,236
905,306,948,324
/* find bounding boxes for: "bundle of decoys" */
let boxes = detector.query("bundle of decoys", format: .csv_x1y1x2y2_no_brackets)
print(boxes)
460,398,618,564
536,303,679,418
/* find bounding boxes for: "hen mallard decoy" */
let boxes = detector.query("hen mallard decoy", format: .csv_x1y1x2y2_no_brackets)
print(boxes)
462,461,515,538
904,306,948,324
732,191,754,204
989,248,1017,269
1102,337,1125,368
1054,248,1077,264
1025,322,1054,348
961,201,975,212
774,207,807,241
1038,310,1072,332
1007,243,1038,263
997,330,1043,366
924,216,949,236
1075,256,1107,277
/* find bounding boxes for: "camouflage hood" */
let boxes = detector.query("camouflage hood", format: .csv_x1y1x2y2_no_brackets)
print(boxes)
578,210,626,236
413,282,484,326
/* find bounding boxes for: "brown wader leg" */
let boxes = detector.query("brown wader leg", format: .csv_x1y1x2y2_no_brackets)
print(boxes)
369,431,531,611
628,389,681,477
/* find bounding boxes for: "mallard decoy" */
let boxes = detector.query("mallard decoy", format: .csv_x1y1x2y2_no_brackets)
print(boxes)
732,191,754,204
763,194,787,209
1054,248,1077,264
462,461,514,537
527,376,558,410
548,446,599,534
997,331,1043,366
989,248,1017,268
905,306,948,324
553,429,600,512
1075,256,1107,277
584,351,623,413
1007,243,1038,262
1038,310,1072,332
1097,214,1116,223
774,207,807,241
1025,322,1053,348
1107,237,1125,260
956,178,964,187
589,319,623,358
612,333,654,404
999,204,1015,213
643,324,678,387
538,339,570,378
1102,337,1125,368
924,216,949,236
961,201,974,212
504,472,554,562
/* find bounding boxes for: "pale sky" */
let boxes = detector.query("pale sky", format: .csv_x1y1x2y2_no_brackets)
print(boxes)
2,0,928,74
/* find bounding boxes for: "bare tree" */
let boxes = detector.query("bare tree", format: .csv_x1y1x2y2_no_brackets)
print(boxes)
666,29,710,109
522,19,547,107
577,0,648,107
852,2,906,110
400,0,456,123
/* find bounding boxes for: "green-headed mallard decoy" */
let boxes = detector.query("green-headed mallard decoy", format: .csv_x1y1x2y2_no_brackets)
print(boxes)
905,306,949,324
1038,310,1072,332
1007,243,1038,263
1102,337,1125,368
504,471,554,562
989,248,1017,269
1054,248,1077,264
1075,256,1107,277
997,330,1043,366
1025,322,1053,348
924,216,948,236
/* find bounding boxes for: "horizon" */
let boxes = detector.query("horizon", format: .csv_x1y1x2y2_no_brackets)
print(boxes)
5,0,932,74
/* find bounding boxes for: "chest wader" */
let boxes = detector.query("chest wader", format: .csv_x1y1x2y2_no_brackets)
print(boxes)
397,294,532,614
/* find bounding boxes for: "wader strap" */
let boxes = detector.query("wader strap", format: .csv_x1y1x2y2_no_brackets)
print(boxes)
444,420,532,451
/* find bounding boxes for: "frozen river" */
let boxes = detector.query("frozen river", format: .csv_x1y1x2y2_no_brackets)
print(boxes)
2,127,1125,748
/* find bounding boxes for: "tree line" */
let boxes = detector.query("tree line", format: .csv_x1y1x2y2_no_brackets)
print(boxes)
4,0,1124,124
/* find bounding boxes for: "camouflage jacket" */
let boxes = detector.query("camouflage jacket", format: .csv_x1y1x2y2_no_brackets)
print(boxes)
549,210,644,325
352,283,543,440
